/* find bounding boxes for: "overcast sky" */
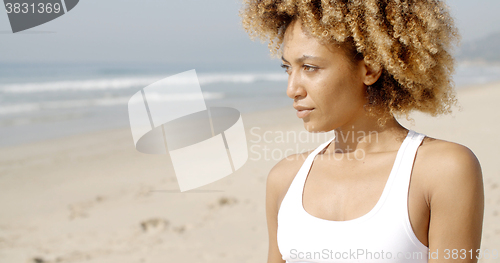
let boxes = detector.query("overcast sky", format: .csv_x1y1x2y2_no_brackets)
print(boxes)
1,0,499,66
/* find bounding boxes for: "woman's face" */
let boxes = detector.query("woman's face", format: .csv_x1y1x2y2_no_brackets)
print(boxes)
281,20,371,132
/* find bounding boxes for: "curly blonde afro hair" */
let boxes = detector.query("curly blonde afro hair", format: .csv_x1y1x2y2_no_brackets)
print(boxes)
240,0,460,124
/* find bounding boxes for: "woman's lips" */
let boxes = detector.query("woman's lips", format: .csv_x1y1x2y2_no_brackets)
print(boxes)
296,109,313,118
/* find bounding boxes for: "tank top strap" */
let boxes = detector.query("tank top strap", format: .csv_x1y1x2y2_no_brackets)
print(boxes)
383,130,426,211
285,136,335,207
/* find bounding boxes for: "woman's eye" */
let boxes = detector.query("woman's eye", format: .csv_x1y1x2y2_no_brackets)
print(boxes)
280,64,291,74
303,65,318,72
280,63,317,74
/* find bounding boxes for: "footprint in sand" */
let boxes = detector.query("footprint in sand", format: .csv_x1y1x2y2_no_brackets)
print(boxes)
30,256,63,263
139,218,196,235
207,196,239,210
140,218,169,234
67,195,107,220
31,257,46,263
172,223,194,234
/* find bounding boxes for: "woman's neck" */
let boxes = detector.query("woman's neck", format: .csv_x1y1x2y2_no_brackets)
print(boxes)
326,116,408,155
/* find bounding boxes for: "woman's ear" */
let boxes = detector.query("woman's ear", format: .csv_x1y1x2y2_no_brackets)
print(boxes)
362,60,383,86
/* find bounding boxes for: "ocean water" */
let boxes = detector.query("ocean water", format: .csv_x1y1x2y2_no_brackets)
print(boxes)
0,63,499,148
0,63,291,147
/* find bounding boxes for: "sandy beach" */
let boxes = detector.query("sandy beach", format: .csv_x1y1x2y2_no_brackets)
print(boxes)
0,82,499,263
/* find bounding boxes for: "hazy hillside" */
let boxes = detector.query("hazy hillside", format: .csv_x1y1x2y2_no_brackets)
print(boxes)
457,31,500,63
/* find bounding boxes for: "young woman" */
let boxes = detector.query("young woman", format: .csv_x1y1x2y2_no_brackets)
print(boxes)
240,1,484,262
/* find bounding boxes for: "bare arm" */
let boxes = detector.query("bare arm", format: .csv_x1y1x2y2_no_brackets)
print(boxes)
427,144,484,263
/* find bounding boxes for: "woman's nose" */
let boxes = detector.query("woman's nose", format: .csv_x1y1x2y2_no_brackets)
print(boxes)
286,71,307,100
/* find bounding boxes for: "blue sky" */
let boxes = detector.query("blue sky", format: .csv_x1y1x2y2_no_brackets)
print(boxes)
1,0,499,65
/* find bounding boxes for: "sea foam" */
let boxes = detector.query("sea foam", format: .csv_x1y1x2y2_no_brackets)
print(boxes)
0,73,287,93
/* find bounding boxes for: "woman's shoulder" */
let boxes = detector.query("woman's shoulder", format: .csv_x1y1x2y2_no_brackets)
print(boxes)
415,135,482,192
418,136,481,170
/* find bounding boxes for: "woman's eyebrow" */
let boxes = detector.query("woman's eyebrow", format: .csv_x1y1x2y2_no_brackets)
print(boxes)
281,55,322,63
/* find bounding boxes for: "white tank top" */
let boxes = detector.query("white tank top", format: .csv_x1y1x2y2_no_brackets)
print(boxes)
277,130,429,263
